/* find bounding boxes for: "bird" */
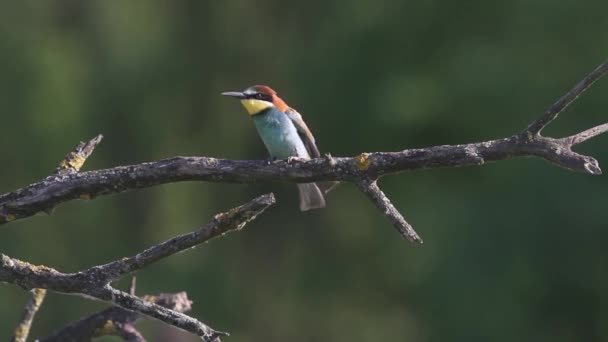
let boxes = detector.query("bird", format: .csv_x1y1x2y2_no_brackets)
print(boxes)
222,85,326,211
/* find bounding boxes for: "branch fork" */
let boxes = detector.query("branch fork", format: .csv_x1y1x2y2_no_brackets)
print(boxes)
5,191,274,341
5,136,275,341
3,59,608,340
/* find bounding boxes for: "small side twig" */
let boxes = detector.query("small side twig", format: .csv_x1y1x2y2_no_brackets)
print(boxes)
129,276,137,295
89,192,276,283
114,323,146,342
10,288,47,342
562,123,608,146
525,61,608,135
55,134,104,175
356,178,422,243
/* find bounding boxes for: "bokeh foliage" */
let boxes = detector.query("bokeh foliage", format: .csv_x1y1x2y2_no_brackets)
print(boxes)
1,1,608,341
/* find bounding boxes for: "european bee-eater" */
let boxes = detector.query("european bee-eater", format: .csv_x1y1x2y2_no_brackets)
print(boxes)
222,85,326,211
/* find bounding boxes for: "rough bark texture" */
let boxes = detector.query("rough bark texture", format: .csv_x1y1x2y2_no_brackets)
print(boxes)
356,178,421,242
2,193,274,341
2,60,608,340
0,133,604,224
2,60,608,239
3,126,275,342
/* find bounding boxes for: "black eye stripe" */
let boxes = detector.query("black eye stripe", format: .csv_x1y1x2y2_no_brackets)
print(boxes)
248,93,272,102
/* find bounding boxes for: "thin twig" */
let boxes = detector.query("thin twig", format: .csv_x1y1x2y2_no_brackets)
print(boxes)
115,323,146,342
356,178,422,243
129,276,137,296
525,61,608,135
89,192,275,283
10,288,47,342
55,134,104,175
562,123,608,146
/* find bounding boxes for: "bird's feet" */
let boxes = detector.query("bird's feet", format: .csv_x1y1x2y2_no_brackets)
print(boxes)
286,156,306,165
266,157,279,165
266,157,306,165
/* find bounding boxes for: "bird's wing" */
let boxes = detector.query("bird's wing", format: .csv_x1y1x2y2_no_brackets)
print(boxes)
285,108,321,158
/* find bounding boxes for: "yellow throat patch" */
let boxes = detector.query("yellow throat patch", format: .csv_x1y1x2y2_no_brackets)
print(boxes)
240,99,273,115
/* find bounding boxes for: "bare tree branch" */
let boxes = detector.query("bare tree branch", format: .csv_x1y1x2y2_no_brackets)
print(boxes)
89,192,273,283
1,61,607,246
1,193,276,341
525,61,608,135
10,136,104,342
4,136,273,340
39,290,193,342
2,59,608,342
10,288,47,342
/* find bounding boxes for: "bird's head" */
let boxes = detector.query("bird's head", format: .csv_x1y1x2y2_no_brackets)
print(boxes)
222,85,288,115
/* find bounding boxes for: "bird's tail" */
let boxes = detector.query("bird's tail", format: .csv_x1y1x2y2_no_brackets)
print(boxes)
297,183,326,211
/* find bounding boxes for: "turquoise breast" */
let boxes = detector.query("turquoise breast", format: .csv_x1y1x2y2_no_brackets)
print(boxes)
252,108,309,159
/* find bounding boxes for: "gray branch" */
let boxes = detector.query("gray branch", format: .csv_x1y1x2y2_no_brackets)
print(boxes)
1,193,275,341
10,136,104,342
2,61,607,243
10,288,47,342
525,61,608,135
4,135,274,341
39,286,193,342
89,192,275,283
2,59,608,342
356,178,422,243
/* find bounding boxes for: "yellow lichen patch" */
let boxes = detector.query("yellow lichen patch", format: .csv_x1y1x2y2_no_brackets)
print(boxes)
68,155,86,171
79,193,91,200
32,288,47,307
144,295,157,303
214,207,239,223
94,320,117,336
11,290,47,342
206,158,218,166
355,153,372,171
29,263,58,273
6,214,16,222
59,153,86,172
526,130,535,141
13,258,29,268
226,207,239,218
10,256,58,273
13,325,28,342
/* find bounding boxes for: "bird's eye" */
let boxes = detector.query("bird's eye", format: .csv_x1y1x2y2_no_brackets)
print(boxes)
255,93,264,99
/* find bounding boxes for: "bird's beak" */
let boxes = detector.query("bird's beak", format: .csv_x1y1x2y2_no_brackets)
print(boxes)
221,91,246,99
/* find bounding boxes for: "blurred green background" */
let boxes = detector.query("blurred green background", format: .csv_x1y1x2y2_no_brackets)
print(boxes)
1,1,608,341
